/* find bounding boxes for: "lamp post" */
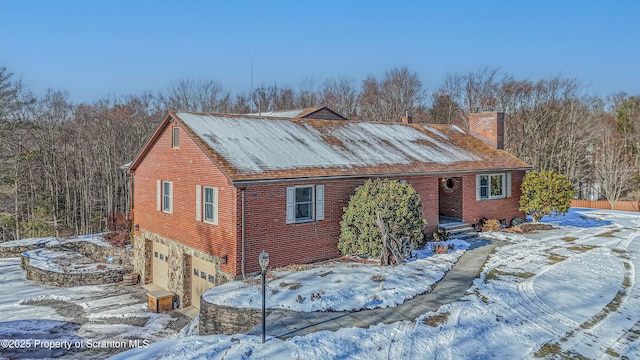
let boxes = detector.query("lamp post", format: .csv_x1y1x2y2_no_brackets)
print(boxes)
258,250,270,343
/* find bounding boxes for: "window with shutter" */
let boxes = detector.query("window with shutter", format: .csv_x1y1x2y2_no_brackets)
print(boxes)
162,180,173,213
476,173,506,200
286,185,323,223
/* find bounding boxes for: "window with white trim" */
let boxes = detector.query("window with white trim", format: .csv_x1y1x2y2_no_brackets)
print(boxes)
172,127,179,148
296,186,313,221
163,181,173,212
203,186,218,224
157,180,174,213
195,185,218,225
286,185,325,224
476,173,511,200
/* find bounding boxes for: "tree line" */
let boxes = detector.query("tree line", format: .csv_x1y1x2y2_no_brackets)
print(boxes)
0,65,638,241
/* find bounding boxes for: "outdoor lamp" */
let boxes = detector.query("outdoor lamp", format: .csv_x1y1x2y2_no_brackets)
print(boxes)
259,250,269,343
259,250,269,270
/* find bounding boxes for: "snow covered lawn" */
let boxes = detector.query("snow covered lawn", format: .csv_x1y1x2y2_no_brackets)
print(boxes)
114,208,640,359
0,257,190,359
203,239,470,312
23,248,125,274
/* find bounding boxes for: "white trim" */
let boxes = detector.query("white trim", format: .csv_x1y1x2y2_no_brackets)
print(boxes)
286,187,295,224
212,187,219,225
195,185,202,221
316,185,325,221
506,172,512,198
202,186,219,225
476,173,506,200
156,180,161,211
162,180,173,213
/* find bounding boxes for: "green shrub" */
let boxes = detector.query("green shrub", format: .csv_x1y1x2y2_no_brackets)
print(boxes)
338,179,426,257
519,170,575,222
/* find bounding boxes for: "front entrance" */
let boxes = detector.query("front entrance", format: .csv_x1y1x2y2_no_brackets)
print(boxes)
438,177,463,221
152,241,169,289
191,257,216,309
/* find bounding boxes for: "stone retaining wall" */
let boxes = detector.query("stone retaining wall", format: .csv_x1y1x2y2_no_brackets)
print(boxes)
199,302,270,335
1,240,133,268
53,241,133,267
21,255,129,287
0,244,44,258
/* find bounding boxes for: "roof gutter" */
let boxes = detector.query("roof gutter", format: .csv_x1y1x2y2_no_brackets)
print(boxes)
231,167,533,186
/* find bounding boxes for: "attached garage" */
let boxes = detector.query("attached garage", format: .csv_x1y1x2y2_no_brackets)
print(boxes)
191,257,216,308
152,241,169,289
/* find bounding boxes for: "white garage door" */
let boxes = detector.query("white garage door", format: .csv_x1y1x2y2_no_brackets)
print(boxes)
191,257,216,309
152,242,169,289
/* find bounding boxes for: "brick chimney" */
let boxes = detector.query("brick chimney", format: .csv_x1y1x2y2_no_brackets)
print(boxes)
467,111,504,149
401,111,412,124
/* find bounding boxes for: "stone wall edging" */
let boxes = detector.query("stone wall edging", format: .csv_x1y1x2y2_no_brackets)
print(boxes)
199,301,270,335
21,255,129,287
51,241,133,267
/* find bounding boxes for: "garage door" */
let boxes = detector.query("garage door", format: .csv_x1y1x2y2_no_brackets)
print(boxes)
152,242,169,289
191,257,216,309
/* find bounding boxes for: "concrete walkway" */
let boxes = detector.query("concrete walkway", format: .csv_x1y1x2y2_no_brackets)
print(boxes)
247,237,503,340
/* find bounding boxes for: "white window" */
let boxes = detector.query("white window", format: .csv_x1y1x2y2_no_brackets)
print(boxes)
157,180,173,213
286,185,325,224
204,186,218,224
172,127,179,148
476,173,511,200
162,181,173,213
195,185,218,225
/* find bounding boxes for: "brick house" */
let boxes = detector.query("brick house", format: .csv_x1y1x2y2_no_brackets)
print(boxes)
127,108,530,309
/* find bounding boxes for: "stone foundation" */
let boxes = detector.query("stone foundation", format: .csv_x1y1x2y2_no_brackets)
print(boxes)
199,302,270,335
134,232,234,308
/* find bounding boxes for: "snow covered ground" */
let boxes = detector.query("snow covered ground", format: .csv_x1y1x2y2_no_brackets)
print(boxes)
112,208,640,359
0,233,113,249
203,239,470,312
0,257,190,359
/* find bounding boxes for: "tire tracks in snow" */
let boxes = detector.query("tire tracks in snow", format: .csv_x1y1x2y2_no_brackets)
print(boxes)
532,229,640,358
479,228,588,339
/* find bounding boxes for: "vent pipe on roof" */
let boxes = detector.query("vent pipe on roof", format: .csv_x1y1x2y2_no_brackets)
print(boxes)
401,111,412,124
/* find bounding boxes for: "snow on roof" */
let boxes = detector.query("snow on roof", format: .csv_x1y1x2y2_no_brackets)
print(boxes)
247,109,307,118
172,112,530,181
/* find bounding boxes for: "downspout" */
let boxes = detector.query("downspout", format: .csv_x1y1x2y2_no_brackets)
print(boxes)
241,188,247,280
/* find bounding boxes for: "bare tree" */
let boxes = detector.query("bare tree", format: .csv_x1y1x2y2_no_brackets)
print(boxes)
358,66,424,122
159,78,231,113
321,77,359,119
594,132,636,209
427,92,465,126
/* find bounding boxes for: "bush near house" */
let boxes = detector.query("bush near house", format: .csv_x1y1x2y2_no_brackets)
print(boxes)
482,219,501,232
338,179,426,258
519,170,575,222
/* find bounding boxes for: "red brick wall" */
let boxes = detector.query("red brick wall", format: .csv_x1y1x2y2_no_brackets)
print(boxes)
438,177,463,218
468,112,504,149
239,175,441,274
132,122,238,275
460,170,526,226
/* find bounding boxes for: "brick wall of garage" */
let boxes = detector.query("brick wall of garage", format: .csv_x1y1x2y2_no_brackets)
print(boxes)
132,121,238,276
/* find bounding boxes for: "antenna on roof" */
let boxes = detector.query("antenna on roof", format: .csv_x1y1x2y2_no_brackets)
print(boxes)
247,54,255,112
248,54,253,95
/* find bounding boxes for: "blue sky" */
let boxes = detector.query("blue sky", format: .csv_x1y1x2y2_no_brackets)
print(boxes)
1,0,638,103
